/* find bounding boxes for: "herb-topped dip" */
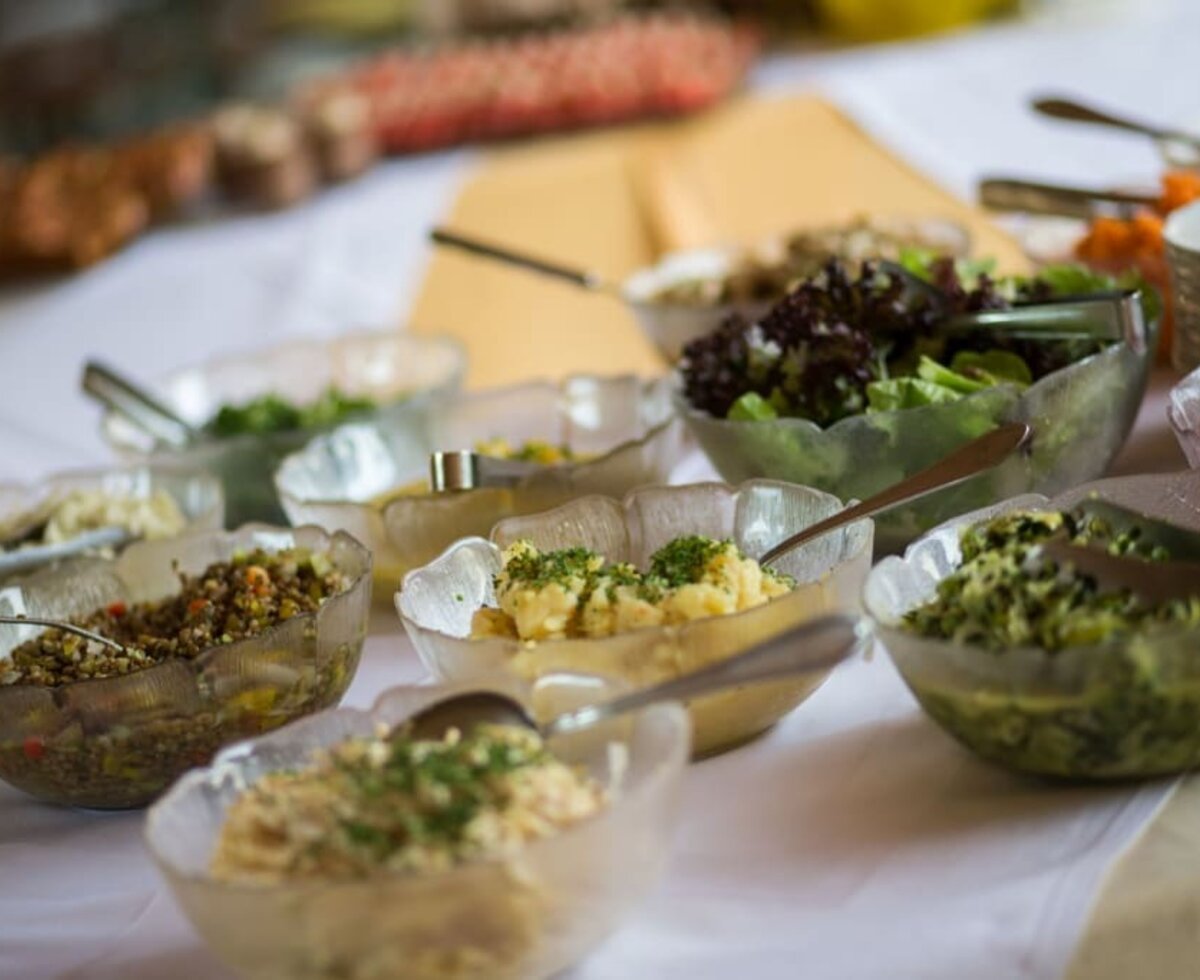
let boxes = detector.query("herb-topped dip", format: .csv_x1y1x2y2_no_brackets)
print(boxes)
0,548,347,687
894,507,1200,779
471,536,794,642
904,509,1200,651
210,724,605,882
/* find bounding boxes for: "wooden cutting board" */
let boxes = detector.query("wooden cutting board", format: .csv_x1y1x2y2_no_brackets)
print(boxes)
408,94,1028,388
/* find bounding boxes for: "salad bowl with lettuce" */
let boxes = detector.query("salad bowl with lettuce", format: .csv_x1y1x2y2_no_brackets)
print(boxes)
675,257,1159,552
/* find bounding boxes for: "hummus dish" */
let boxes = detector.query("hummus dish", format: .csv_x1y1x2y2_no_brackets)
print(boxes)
211,723,605,882
471,536,794,642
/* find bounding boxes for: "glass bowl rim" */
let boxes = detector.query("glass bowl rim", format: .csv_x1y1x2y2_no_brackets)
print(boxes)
863,470,1200,670
396,478,872,652
143,677,691,891
0,522,372,703
274,372,678,509
101,329,468,455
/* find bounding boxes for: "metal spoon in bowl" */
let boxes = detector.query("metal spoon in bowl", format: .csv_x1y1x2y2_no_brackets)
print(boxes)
757,421,1031,567
0,525,134,578
430,227,624,299
80,361,197,450
404,612,869,741
1031,95,1200,155
0,614,129,654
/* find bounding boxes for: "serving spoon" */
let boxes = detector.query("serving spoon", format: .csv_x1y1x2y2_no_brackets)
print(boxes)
404,612,869,741
430,227,624,298
0,526,134,578
0,614,129,654
757,421,1030,566
1031,96,1200,154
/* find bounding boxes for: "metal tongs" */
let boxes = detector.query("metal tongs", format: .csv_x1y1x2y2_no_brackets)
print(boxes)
1038,500,1200,605
878,261,1147,354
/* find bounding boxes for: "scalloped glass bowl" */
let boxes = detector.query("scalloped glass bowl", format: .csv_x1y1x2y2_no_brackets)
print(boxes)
277,375,685,599
1169,363,1200,467
865,470,1200,780
677,320,1157,554
0,464,224,581
622,217,970,361
0,524,371,808
101,331,466,527
398,481,873,758
146,675,689,980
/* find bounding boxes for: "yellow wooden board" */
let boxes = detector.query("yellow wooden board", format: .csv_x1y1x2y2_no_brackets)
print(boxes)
409,94,1027,389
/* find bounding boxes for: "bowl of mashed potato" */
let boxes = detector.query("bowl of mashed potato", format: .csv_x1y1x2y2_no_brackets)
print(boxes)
146,675,688,980
398,481,873,757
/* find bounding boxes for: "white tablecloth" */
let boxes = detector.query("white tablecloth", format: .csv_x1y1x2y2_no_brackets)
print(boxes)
1,2,1196,976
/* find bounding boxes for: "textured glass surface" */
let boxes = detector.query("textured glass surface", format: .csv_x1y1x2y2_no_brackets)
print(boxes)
865,470,1200,778
0,525,371,808
679,322,1157,553
1168,364,1200,467
0,464,224,584
102,331,466,527
145,678,689,980
277,375,685,599
398,481,873,757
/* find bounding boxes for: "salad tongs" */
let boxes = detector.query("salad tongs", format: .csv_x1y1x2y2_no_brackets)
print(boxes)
1039,500,1200,605
878,261,1147,353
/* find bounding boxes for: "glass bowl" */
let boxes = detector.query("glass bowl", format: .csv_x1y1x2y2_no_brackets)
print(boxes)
676,315,1158,554
865,470,1200,780
145,675,689,980
0,463,224,582
101,331,466,527
621,217,970,362
1169,361,1200,467
0,524,371,808
397,481,873,758
276,375,685,600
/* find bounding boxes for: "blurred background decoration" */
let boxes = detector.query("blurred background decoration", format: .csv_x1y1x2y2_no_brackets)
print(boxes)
0,0,1029,155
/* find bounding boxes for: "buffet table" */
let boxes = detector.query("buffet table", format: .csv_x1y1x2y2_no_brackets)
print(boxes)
3,2,1199,977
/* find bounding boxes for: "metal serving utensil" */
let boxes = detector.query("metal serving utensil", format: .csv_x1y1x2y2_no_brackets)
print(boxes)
1031,95,1200,154
429,450,544,492
1038,537,1200,606
979,176,1157,220
758,422,1031,567
877,260,1146,352
81,361,197,450
430,227,623,298
1070,498,1200,561
0,526,133,578
0,614,129,654
404,613,869,741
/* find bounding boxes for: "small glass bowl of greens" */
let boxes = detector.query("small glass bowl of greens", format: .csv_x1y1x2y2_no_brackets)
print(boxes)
146,675,689,980
0,523,371,808
865,470,1200,780
101,331,466,527
676,258,1160,553
276,375,685,600
397,480,872,758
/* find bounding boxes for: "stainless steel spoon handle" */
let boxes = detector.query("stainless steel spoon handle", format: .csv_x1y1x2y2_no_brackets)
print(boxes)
978,177,1156,220
0,615,127,653
430,227,617,294
81,361,195,449
543,613,868,740
1031,96,1182,142
0,526,132,578
759,421,1031,567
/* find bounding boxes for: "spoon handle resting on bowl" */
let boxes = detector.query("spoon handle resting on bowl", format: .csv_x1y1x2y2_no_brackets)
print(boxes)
0,525,132,578
978,177,1156,220
759,421,1032,567
1031,96,1196,145
542,613,870,739
429,227,620,295
81,361,196,450
0,614,128,653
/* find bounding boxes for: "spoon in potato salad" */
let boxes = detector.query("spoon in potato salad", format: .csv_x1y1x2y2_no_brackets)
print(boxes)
407,612,868,742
